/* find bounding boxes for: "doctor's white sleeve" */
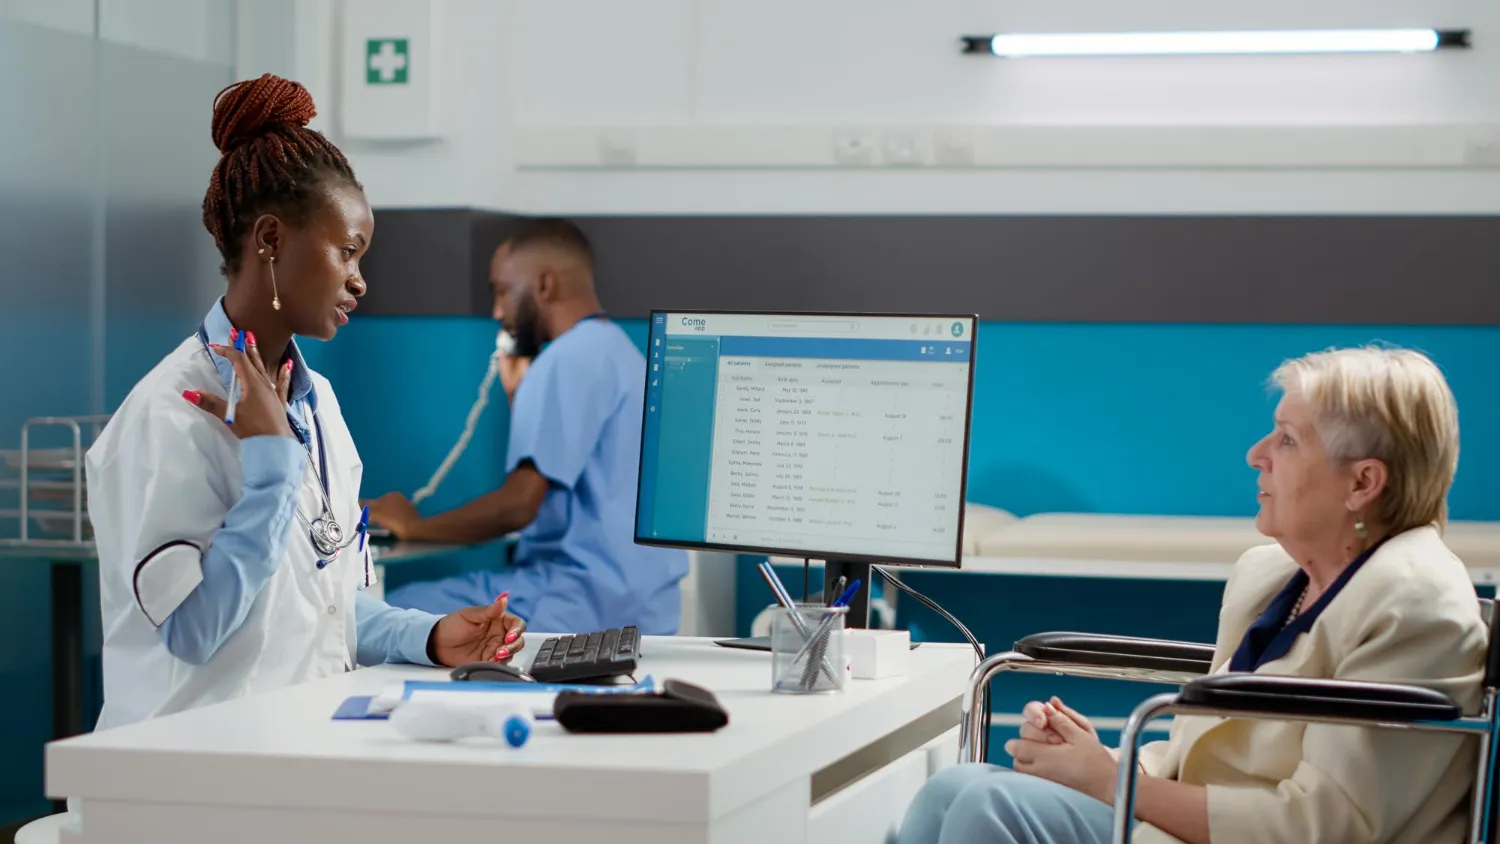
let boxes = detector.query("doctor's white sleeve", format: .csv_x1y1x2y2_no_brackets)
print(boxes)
154,436,308,664
92,405,307,666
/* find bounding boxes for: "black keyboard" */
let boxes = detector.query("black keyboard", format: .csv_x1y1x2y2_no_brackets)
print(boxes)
529,626,640,684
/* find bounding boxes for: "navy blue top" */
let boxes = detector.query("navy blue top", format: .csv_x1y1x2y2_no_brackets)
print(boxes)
1228,539,1387,673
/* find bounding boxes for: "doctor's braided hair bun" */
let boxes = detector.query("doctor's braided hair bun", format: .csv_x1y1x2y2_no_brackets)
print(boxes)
201,73,361,275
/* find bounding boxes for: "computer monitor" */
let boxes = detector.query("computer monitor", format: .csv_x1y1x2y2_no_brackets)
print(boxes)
635,311,977,627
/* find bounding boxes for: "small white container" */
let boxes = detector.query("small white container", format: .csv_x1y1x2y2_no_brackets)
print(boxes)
843,628,911,679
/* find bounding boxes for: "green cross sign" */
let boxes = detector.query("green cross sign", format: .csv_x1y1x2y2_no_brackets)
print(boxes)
366,38,409,85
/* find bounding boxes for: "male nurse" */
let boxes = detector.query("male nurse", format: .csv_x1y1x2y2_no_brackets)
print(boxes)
368,218,689,635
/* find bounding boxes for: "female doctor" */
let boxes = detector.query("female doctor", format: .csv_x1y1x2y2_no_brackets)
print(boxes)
85,73,526,733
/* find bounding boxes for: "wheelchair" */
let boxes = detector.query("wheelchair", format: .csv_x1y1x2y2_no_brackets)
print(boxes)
955,599,1499,844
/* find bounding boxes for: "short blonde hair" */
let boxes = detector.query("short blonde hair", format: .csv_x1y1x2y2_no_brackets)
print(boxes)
1272,346,1459,534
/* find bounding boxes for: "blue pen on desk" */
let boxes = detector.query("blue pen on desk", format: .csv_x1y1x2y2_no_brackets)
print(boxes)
224,328,248,425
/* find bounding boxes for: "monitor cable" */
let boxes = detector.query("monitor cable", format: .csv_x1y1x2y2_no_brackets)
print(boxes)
871,565,991,762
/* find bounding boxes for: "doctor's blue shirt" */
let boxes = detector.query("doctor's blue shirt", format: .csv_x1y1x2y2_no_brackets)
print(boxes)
505,318,688,634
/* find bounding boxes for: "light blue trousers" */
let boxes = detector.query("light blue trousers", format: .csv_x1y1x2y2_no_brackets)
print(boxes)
895,763,1113,844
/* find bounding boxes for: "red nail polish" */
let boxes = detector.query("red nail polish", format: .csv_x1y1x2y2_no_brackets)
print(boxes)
182,390,201,405
229,328,238,342
505,631,518,645
498,591,510,601
495,648,510,661
284,359,294,373
246,331,256,345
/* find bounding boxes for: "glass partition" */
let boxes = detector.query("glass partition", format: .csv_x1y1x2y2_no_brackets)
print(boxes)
0,0,235,824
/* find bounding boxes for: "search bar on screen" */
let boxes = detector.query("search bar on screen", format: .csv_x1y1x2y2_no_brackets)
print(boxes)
765,319,860,334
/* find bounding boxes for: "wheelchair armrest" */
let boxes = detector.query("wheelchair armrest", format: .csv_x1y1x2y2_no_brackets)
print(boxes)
1016,632,1215,675
1178,673,1463,722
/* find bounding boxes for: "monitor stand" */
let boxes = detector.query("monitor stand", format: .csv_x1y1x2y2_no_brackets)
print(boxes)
714,560,919,651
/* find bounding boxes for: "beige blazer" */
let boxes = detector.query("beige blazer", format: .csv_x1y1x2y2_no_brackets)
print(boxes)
1132,525,1487,844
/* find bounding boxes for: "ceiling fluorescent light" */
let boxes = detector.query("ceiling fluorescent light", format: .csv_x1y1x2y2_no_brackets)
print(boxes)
960,29,1471,58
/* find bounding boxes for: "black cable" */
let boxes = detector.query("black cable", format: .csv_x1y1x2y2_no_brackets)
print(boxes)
872,565,991,761
872,566,983,658
803,558,810,603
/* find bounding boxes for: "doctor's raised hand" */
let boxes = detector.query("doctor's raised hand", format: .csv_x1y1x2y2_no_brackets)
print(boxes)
181,331,294,438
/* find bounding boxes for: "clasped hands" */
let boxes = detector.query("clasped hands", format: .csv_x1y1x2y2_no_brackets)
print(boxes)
1004,696,1121,804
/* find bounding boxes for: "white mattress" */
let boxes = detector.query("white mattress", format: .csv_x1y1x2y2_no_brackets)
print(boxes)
960,502,1019,555
765,504,1500,571
966,511,1500,570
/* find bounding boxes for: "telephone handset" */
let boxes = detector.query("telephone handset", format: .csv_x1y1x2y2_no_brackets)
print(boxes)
411,329,511,505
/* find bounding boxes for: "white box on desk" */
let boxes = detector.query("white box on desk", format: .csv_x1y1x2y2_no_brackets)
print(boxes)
844,629,910,679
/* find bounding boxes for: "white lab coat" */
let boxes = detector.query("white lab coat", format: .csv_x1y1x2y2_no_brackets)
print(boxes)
87,336,372,731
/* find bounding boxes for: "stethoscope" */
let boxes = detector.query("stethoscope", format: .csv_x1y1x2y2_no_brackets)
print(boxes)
196,326,361,568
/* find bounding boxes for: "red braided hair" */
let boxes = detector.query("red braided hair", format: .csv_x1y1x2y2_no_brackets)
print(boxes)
201,73,361,275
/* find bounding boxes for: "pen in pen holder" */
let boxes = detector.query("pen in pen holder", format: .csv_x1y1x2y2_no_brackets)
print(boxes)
770,604,848,695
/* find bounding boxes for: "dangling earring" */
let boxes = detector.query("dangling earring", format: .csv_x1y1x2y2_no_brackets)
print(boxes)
269,256,281,311
1355,520,1368,540
257,248,282,311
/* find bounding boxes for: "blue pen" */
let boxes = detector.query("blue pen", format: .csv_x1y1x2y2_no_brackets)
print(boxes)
224,328,248,425
356,505,370,552
831,579,862,609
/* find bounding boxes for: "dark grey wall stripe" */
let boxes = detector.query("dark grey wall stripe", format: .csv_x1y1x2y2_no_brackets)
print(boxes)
358,209,1500,325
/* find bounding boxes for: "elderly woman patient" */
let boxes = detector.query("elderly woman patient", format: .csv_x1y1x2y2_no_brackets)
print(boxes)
899,346,1486,844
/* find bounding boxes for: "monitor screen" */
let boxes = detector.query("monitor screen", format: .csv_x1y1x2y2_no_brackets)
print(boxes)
635,311,976,566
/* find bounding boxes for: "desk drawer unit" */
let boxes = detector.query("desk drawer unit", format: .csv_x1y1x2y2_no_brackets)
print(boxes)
807,726,960,843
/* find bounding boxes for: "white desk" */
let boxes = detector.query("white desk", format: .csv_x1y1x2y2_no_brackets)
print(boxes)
47,637,976,844
0,539,493,744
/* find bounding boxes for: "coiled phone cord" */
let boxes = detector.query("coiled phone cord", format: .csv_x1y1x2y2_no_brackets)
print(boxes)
412,332,514,504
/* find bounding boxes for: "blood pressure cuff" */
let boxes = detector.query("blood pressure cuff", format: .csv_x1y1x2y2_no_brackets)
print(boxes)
132,540,206,627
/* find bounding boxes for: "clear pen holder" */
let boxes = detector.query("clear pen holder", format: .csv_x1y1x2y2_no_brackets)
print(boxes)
770,604,848,694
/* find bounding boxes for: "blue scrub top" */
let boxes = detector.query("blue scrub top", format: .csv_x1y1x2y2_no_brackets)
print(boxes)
506,317,689,634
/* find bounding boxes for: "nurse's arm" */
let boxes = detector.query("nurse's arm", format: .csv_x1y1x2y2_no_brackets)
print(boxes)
400,462,548,544
154,436,307,665
353,591,439,667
